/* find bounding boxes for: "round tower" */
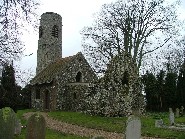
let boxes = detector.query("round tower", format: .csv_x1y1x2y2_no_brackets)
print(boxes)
36,12,62,74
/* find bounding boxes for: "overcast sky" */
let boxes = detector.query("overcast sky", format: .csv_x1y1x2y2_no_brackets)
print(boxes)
18,0,115,74
17,0,185,79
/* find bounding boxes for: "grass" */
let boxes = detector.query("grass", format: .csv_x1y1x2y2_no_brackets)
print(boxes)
48,111,127,133
14,109,87,139
13,109,185,139
49,111,185,139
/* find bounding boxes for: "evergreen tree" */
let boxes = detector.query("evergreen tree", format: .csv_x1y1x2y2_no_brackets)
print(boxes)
164,72,177,110
176,62,185,107
156,70,165,111
142,71,157,111
1,63,17,111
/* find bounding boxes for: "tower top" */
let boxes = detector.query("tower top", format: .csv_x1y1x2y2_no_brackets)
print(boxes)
36,12,62,74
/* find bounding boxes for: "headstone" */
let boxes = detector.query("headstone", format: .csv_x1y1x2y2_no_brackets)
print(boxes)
176,108,180,118
14,118,22,135
26,113,46,139
169,108,175,126
155,119,163,128
0,107,16,139
125,115,141,139
180,106,184,117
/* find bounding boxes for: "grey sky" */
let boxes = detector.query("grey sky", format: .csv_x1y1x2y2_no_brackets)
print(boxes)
17,0,185,82
18,0,115,75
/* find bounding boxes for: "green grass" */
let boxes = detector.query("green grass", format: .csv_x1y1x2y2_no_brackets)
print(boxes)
14,128,88,139
13,109,185,139
48,111,127,133
49,111,185,139
14,109,87,139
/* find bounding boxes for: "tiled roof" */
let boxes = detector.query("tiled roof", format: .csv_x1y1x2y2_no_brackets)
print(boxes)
30,54,76,85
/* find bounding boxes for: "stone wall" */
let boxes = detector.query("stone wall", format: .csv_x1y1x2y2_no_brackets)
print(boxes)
83,52,145,117
56,53,98,110
31,81,57,111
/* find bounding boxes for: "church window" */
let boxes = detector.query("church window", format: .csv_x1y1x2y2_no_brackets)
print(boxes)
121,70,129,86
39,26,43,38
36,88,40,99
73,92,77,99
76,71,82,82
52,25,58,38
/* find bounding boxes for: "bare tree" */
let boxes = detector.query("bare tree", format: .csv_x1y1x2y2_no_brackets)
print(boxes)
81,0,182,74
0,0,39,65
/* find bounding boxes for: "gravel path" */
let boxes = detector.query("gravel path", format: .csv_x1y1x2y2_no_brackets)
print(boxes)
23,112,164,139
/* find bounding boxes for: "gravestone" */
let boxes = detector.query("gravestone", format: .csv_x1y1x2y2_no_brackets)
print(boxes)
0,107,17,139
155,119,163,128
14,118,22,135
176,108,180,118
125,115,141,139
169,108,175,126
26,113,46,139
180,106,184,117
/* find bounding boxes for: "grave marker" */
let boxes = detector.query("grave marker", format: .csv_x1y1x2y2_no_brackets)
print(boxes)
176,108,180,118
169,108,175,126
125,115,141,139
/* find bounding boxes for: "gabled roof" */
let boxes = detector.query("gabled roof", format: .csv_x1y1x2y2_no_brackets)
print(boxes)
30,52,82,85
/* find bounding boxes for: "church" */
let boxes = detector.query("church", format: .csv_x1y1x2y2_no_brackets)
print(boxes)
30,12,97,111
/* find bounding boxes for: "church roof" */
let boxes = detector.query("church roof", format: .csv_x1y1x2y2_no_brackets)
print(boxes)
30,52,82,85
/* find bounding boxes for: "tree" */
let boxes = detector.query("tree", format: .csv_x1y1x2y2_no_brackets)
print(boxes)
142,71,157,111
0,0,39,65
155,70,166,111
81,0,182,73
0,62,18,110
176,61,185,107
163,72,177,109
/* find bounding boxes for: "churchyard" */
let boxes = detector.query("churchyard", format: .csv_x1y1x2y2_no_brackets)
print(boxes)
0,108,184,139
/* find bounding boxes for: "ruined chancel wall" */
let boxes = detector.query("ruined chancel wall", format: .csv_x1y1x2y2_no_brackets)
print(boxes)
83,52,145,116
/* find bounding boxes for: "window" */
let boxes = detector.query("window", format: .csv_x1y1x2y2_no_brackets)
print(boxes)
76,72,82,82
73,92,77,99
36,88,40,99
121,71,129,86
51,25,58,38
39,26,43,38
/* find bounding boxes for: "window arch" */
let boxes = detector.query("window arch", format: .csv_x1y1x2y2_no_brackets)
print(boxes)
39,26,43,38
76,71,82,82
51,25,58,38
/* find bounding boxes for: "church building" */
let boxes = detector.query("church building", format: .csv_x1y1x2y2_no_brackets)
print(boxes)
30,12,97,111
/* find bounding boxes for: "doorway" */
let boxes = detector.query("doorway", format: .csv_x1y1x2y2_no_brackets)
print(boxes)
44,90,50,110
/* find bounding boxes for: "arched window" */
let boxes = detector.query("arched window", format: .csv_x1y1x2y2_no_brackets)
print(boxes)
51,25,58,38
73,92,77,99
121,70,129,86
39,26,43,38
36,88,40,99
76,72,82,82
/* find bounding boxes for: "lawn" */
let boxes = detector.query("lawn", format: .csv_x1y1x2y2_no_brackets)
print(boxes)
48,111,185,139
13,109,185,139
14,109,87,139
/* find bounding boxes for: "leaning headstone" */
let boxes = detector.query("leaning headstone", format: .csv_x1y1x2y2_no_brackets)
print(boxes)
180,106,184,117
0,107,16,139
155,119,163,128
169,108,175,126
176,108,180,118
14,118,22,135
26,113,46,139
125,115,141,139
